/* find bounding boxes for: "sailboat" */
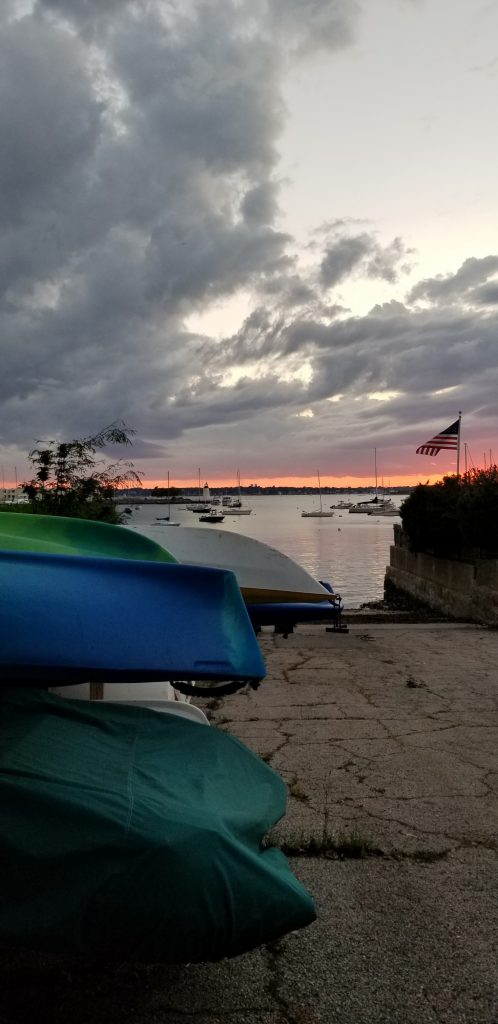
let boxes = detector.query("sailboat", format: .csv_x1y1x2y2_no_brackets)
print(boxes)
349,450,396,514
226,471,252,515
186,469,212,513
156,472,181,525
301,471,334,517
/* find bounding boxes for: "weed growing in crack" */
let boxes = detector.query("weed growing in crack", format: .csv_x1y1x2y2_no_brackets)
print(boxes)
205,697,223,712
406,675,425,688
260,751,274,764
287,774,309,803
263,828,383,860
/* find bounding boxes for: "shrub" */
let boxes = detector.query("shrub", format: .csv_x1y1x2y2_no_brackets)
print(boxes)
400,468,498,558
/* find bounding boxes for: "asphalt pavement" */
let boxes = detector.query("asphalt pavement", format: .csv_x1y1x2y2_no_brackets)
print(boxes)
1,621,497,1023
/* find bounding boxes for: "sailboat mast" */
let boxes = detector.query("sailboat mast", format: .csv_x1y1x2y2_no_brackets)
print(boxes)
167,471,170,520
374,448,378,497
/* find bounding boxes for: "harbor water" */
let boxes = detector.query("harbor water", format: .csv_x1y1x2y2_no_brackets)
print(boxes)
129,493,405,609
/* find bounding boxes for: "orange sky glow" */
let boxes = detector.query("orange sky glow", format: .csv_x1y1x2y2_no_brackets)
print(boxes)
140,471,449,490
1,471,451,491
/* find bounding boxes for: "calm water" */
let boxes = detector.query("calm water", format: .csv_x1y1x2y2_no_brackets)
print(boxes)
128,494,404,609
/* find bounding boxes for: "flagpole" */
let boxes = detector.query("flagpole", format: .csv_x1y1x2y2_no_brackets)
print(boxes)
456,411,462,479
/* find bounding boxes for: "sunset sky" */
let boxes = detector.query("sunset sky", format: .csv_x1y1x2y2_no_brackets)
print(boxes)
1,0,497,489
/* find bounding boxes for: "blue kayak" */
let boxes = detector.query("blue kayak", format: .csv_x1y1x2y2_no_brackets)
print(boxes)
1,548,266,685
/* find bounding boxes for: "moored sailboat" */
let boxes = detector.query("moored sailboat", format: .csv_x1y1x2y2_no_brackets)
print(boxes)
186,469,212,512
301,471,334,517
227,470,252,514
348,449,396,513
157,471,181,525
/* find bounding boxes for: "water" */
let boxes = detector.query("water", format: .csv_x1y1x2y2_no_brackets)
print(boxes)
127,493,404,609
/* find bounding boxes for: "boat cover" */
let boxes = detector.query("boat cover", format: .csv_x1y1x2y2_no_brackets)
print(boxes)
0,511,176,562
1,549,265,684
0,688,316,961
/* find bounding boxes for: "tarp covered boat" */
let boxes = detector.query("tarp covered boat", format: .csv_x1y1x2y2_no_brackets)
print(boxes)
0,513,317,960
0,688,316,962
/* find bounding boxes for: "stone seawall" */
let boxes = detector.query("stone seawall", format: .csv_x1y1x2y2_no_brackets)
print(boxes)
385,535,498,626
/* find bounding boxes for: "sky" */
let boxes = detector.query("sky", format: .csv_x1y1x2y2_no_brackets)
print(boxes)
1,0,497,489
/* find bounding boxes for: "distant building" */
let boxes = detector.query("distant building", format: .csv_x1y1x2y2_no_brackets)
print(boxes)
0,488,29,504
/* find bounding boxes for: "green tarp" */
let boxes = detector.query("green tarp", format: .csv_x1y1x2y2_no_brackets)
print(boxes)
0,689,316,962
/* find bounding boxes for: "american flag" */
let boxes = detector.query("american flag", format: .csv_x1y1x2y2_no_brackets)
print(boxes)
416,419,460,457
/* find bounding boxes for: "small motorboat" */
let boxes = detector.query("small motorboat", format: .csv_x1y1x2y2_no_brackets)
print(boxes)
199,512,225,523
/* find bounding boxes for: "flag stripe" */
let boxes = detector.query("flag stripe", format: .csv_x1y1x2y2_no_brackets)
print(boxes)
416,419,460,456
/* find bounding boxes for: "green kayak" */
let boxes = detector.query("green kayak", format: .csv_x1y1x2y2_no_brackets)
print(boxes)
0,510,176,562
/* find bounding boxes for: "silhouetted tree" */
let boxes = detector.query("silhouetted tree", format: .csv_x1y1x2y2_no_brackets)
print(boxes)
22,422,142,523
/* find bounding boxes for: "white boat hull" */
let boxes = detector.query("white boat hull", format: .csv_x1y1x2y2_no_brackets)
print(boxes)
132,525,332,604
301,511,334,518
49,679,192,704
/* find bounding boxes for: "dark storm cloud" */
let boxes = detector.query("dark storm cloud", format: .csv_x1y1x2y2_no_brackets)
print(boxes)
196,276,498,451
1,0,497,480
0,18,102,230
39,0,126,17
1,1,291,445
241,183,280,227
320,233,413,288
472,282,498,305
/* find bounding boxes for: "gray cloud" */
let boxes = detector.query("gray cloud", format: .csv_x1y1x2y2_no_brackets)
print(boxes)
472,282,498,305
0,18,102,229
264,0,360,54
1,0,497,483
320,232,413,288
407,256,498,305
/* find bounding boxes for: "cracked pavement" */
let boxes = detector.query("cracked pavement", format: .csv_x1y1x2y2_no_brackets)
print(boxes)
221,623,498,859
1,623,497,1023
